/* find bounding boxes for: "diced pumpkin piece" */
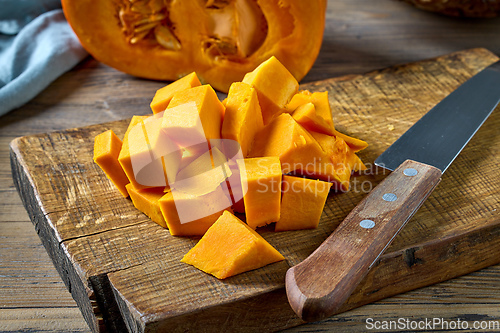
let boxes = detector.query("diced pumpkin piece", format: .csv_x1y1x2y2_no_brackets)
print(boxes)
310,91,334,130
158,185,232,236
331,129,369,152
150,72,201,114
178,143,207,171
126,183,167,228
249,113,327,175
242,56,298,124
222,162,245,213
310,131,367,190
181,210,285,279
275,176,332,231
221,82,264,157
165,85,225,143
285,90,334,130
291,102,335,136
285,90,312,112
125,115,182,187
174,147,232,197
162,101,212,150
237,157,281,229
118,116,149,190
93,130,130,197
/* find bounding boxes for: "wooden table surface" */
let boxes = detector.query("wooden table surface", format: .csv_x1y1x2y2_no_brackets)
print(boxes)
1,1,500,332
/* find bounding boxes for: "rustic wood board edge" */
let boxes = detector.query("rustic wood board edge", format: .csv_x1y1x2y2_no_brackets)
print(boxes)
10,141,106,333
106,217,500,332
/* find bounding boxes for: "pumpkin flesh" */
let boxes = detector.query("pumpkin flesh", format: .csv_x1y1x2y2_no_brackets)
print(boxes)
62,0,327,92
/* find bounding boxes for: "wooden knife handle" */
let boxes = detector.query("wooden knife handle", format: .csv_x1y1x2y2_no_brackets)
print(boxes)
285,160,442,322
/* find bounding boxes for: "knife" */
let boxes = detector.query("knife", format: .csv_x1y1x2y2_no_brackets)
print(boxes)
285,60,500,322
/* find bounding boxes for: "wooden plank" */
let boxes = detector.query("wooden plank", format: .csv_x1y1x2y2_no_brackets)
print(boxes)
0,308,90,332
10,48,500,333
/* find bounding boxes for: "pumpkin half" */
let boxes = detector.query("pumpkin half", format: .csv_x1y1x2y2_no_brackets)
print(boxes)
61,0,327,92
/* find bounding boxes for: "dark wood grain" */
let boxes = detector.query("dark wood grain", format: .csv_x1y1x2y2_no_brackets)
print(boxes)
9,48,500,333
286,160,442,322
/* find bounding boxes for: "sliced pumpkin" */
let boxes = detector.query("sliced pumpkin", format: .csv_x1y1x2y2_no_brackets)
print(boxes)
249,113,327,175
275,175,332,231
93,129,130,197
163,85,225,146
126,183,167,228
237,156,282,229
118,115,150,190
150,72,201,114
291,102,334,136
242,56,298,124
181,210,285,279
285,90,334,130
221,81,264,157
126,114,182,187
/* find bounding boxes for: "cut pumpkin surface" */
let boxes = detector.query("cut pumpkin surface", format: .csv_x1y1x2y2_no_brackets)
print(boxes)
221,81,264,157
242,56,298,124
164,84,225,146
158,184,232,236
150,72,201,114
118,115,150,190
286,90,334,130
93,129,130,198
291,102,335,136
181,210,285,279
126,183,167,228
249,113,328,176
237,156,282,229
276,176,332,231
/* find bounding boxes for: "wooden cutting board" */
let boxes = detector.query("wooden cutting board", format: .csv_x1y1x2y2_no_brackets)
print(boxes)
10,48,500,333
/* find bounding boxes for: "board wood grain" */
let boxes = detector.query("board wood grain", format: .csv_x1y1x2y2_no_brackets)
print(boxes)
10,48,500,333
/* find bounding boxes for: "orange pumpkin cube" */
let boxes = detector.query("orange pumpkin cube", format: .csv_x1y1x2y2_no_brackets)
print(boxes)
224,165,245,213
286,90,334,131
331,129,369,152
126,184,167,228
158,185,232,236
243,56,298,124
125,115,182,187
249,113,326,175
150,72,201,114
174,147,232,197
237,156,282,229
93,129,130,197
118,115,150,190
310,131,367,190
181,210,285,279
165,85,225,144
275,176,332,231
291,102,335,136
221,82,264,157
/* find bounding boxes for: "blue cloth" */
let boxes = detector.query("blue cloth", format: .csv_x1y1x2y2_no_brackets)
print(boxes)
0,1,88,116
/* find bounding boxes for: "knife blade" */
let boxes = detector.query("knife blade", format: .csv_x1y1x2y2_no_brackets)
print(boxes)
285,60,500,323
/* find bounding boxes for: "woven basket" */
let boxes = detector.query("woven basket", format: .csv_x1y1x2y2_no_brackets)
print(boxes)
400,0,500,17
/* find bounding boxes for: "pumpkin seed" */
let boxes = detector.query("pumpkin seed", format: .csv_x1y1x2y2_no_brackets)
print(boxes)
129,29,150,44
134,22,158,33
154,25,181,50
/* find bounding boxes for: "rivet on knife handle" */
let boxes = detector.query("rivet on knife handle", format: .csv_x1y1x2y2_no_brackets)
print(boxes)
285,160,441,322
